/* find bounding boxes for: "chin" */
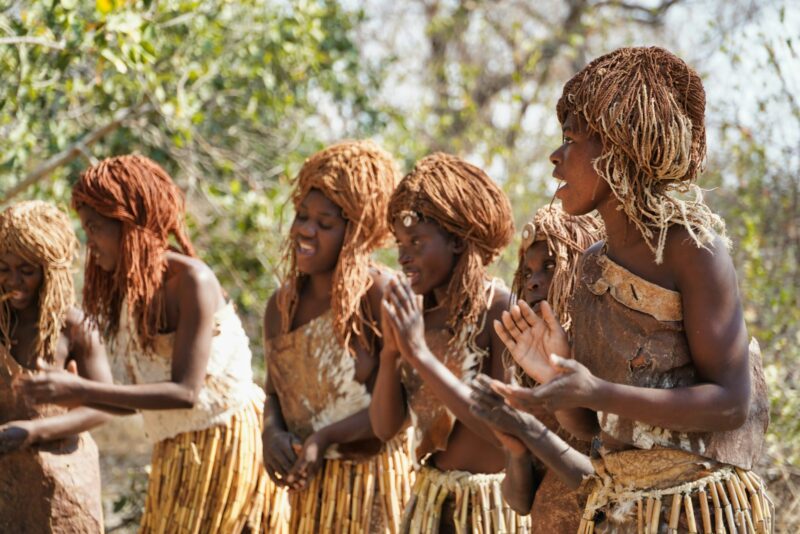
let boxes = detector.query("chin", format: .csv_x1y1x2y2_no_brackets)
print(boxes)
9,300,34,311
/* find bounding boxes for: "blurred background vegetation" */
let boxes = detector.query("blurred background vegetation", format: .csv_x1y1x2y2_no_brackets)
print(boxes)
1,0,797,530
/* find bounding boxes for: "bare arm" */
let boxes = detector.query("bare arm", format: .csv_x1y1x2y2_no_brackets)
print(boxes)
470,376,592,490
1,311,114,453
384,278,506,445
369,294,408,442
20,266,223,411
501,237,752,433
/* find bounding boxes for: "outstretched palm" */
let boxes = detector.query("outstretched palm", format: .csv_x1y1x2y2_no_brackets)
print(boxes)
494,300,569,384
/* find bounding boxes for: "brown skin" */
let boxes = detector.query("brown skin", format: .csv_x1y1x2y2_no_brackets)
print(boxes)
18,206,228,414
0,252,112,454
521,241,556,309
471,240,575,512
487,113,752,488
262,189,384,491
371,218,510,474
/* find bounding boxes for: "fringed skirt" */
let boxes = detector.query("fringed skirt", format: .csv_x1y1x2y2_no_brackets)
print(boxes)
139,399,289,534
580,448,773,534
400,465,532,534
289,434,414,534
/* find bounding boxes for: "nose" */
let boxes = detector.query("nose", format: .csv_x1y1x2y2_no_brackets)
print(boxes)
294,220,316,238
397,246,412,266
525,270,548,293
549,145,562,166
525,276,540,292
7,270,24,289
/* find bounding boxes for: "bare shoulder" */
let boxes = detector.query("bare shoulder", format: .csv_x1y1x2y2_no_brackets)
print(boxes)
263,288,283,341
175,256,222,294
486,282,512,324
663,229,735,290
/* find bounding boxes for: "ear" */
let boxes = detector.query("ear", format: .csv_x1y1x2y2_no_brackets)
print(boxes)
449,236,466,254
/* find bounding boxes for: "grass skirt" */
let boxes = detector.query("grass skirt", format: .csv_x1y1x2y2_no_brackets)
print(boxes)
139,399,289,533
289,434,414,534
401,464,532,534
580,448,773,534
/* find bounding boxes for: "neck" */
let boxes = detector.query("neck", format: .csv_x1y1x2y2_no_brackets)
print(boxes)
15,303,39,325
306,270,334,301
596,198,645,256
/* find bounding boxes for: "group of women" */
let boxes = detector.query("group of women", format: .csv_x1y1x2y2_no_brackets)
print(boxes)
0,46,771,533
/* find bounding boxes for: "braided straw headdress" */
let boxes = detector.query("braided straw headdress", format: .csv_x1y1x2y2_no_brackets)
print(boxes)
72,154,196,349
388,152,514,337
0,201,78,363
557,46,727,263
278,140,400,351
513,204,604,331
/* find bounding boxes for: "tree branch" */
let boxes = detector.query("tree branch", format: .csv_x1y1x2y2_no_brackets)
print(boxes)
0,36,65,50
1,105,151,204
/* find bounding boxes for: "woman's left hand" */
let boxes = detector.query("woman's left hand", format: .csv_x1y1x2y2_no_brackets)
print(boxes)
15,359,87,407
382,277,427,362
492,355,603,412
286,429,332,491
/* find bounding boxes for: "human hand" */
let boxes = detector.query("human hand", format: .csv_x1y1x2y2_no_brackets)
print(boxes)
491,355,602,412
382,277,427,363
286,429,331,491
262,427,302,486
493,300,569,384
379,293,401,362
15,359,86,407
469,374,537,457
0,420,36,455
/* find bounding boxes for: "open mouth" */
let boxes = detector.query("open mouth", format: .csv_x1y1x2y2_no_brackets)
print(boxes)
403,270,421,286
3,290,28,304
296,241,316,257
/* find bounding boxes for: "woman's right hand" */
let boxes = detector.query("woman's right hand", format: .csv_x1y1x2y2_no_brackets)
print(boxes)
0,420,36,455
469,374,544,452
493,300,569,384
379,293,401,362
262,427,301,486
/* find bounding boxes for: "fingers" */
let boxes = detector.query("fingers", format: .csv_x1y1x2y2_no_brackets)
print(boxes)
397,276,418,311
382,299,401,331
494,383,544,410
493,320,517,352
517,300,544,328
509,305,532,336
66,360,78,375
387,277,413,317
264,435,298,478
264,463,287,486
548,354,575,373
539,301,562,333
500,310,524,342
470,383,504,411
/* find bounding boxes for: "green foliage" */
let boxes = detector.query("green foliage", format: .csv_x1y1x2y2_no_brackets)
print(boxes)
1,0,382,348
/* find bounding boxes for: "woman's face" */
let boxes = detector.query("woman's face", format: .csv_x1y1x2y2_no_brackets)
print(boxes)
0,252,43,311
77,205,122,272
393,218,461,296
290,189,347,275
520,240,555,308
549,113,611,216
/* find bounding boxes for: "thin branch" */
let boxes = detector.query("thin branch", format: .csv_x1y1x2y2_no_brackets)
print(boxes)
1,105,151,204
0,36,65,50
